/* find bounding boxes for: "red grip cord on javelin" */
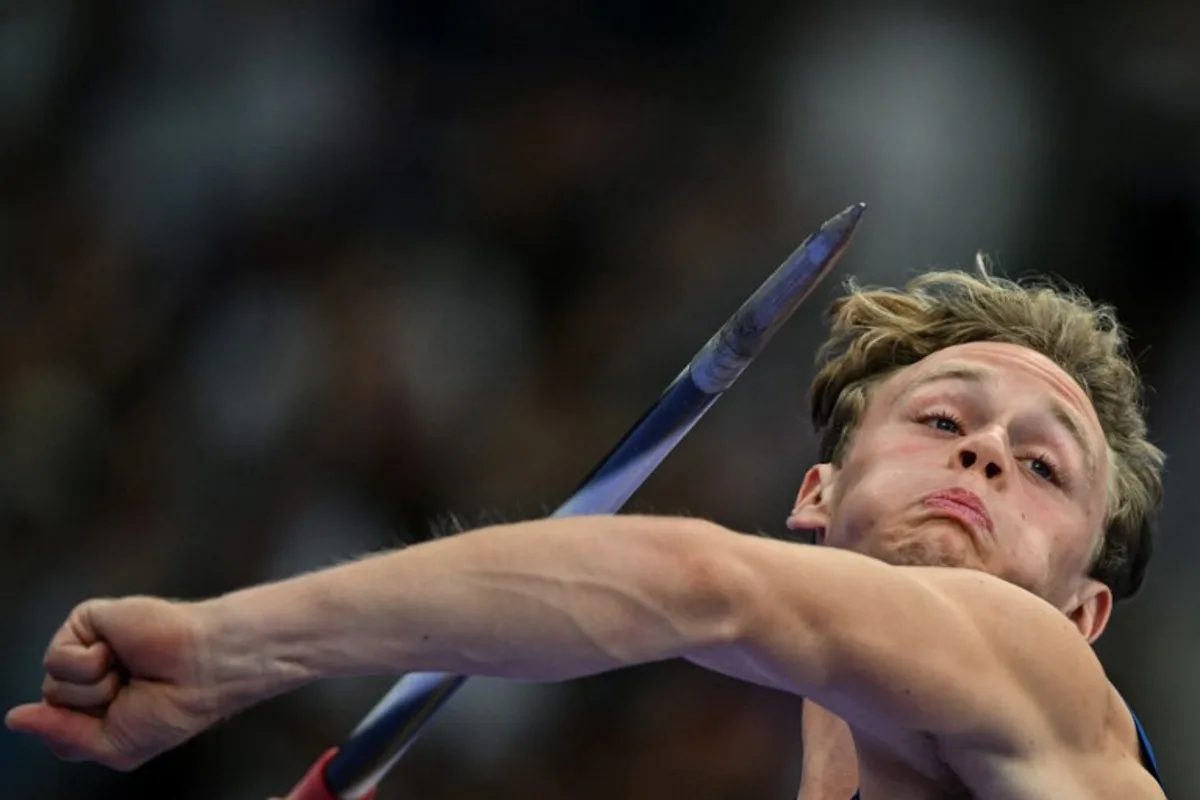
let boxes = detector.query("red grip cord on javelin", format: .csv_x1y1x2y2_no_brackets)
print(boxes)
285,748,377,800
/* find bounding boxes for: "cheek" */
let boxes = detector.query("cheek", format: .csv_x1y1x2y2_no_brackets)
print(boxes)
1006,527,1053,571
842,434,941,498
831,454,933,535
867,427,935,462
1047,519,1098,578
1003,499,1088,582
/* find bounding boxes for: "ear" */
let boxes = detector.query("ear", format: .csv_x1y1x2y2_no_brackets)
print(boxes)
787,464,836,543
1066,579,1113,644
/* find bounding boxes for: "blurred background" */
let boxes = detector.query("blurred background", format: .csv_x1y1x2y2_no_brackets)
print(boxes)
0,0,1197,797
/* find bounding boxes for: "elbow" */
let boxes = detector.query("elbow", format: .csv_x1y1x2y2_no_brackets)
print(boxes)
655,519,759,652
547,515,757,668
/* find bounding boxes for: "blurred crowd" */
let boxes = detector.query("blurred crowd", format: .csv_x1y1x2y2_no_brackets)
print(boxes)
2,1,1198,798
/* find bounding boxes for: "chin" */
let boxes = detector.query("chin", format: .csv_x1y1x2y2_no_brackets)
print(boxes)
869,529,975,569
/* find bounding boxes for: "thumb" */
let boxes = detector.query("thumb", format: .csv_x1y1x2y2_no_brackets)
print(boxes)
5,701,134,771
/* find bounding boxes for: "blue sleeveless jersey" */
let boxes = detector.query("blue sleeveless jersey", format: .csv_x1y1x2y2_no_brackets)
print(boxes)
1131,704,1163,784
847,702,1162,799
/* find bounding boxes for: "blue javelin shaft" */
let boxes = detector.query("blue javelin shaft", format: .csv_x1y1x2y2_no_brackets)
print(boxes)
311,202,866,799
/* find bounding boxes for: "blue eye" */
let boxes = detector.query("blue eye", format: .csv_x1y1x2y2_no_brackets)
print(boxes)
1030,457,1056,482
925,414,961,433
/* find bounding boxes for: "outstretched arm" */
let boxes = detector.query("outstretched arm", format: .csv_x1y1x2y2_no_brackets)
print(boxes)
8,512,1151,796
205,514,746,691
6,514,747,770
173,515,1119,748
213,514,1086,737
217,513,1150,796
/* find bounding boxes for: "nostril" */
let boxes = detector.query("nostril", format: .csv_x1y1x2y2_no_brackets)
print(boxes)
960,450,977,468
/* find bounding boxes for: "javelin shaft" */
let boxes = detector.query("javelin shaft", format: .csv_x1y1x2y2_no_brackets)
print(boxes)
286,202,866,800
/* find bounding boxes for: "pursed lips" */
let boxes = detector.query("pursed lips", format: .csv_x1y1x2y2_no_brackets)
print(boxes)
922,489,994,538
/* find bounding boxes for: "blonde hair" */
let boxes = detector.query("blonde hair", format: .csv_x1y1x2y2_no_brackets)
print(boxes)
809,257,1165,601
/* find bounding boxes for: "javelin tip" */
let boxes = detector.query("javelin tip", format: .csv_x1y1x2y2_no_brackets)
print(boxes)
821,201,867,234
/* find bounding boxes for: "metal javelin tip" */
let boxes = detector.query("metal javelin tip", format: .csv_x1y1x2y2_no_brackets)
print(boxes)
837,201,866,227
687,201,866,394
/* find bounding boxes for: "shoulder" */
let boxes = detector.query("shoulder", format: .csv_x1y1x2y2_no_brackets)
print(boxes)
913,567,1129,753
908,569,1164,795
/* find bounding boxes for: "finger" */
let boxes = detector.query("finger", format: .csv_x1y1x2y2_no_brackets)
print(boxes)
44,630,113,684
5,701,136,771
42,671,123,710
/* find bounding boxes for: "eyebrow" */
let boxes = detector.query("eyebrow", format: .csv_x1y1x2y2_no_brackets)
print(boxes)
894,363,1099,481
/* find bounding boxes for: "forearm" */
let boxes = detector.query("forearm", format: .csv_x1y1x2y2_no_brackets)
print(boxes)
200,515,744,705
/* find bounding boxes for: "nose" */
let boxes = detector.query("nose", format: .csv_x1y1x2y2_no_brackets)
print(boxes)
955,428,1007,480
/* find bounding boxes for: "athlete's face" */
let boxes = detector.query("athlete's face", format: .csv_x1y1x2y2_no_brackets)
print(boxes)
789,341,1114,640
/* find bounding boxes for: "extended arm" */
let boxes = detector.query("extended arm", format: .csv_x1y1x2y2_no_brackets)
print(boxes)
9,512,1144,789
205,514,1091,747
202,515,748,706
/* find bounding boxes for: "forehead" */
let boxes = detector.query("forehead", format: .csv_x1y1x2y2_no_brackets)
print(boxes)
876,342,1108,470
883,341,1094,412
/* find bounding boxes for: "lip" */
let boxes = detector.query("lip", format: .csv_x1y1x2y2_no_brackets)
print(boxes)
922,488,994,536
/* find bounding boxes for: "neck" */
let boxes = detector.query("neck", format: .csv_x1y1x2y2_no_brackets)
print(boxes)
797,700,860,800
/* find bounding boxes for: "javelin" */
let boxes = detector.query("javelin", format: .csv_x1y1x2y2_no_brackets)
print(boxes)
283,201,867,800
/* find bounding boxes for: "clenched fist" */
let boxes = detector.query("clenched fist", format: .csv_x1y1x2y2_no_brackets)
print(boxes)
5,596,228,771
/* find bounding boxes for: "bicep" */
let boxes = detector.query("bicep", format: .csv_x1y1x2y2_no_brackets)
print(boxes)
688,539,1080,744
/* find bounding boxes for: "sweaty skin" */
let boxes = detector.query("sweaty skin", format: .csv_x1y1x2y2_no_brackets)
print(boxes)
5,342,1165,799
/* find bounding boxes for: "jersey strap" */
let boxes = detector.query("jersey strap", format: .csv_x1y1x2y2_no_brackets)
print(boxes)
1127,700,1162,784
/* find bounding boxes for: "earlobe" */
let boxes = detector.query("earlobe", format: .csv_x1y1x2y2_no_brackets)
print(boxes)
788,464,835,538
1068,581,1114,644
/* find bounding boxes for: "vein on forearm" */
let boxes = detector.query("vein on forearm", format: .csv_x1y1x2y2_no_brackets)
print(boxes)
230,516,744,685
414,566,697,677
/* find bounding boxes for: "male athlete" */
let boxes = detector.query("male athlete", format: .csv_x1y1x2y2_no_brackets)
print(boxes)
6,266,1169,798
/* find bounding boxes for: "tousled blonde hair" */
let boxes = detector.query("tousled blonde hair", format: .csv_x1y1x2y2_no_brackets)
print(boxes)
809,257,1165,601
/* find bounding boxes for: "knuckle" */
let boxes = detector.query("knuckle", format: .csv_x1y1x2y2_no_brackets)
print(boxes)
41,676,70,705
42,656,71,682
42,641,62,670
101,671,122,697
